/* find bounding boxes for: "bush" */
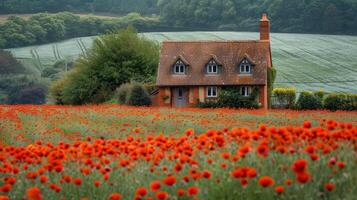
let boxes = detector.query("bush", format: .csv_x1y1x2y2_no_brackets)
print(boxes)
296,91,323,110
197,87,259,109
116,83,151,106
127,84,151,106
324,93,357,111
116,83,132,104
272,88,296,108
8,84,47,104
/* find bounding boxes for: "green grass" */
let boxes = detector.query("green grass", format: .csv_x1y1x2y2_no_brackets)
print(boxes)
6,32,357,93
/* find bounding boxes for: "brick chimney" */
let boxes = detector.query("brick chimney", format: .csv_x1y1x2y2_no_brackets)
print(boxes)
260,13,270,41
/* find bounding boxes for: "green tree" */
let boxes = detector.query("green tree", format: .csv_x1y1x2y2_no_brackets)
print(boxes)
52,27,159,105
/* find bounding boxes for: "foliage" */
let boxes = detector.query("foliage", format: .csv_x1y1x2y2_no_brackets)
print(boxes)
0,12,162,48
197,87,259,109
296,91,323,110
127,83,152,106
116,83,133,104
324,93,357,111
8,84,47,104
0,49,27,74
267,67,277,108
52,27,159,105
272,88,296,108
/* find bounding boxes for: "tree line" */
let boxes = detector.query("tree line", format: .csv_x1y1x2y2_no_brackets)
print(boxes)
0,12,162,48
1,0,357,35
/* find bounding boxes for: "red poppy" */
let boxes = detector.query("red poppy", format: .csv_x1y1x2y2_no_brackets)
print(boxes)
275,186,284,194
324,183,335,191
155,191,169,200
163,175,176,186
296,172,311,184
258,176,275,187
150,180,161,191
26,187,43,200
176,189,186,197
73,178,82,186
108,193,121,200
188,186,199,196
291,159,308,173
136,187,148,197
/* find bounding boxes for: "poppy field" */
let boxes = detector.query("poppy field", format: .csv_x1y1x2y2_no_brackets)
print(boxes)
0,105,357,200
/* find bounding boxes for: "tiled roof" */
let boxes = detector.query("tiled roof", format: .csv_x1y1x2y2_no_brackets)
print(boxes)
156,40,272,86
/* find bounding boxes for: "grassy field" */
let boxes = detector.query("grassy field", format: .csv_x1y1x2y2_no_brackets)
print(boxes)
0,105,356,199
6,32,357,93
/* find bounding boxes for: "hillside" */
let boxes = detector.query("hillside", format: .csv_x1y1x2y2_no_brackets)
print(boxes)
7,32,357,93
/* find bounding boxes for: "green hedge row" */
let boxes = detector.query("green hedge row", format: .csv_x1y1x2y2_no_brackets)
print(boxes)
272,88,357,111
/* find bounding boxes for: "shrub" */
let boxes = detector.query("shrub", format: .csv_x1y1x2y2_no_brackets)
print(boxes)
197,87,259,109
324,93,357,111
116,83,132,104
8,84,47,104
272,88,296,108
127,84,152,106
116,83,151,106
296,91,322,110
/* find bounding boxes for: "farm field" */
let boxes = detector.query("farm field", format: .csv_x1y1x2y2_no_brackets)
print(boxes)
0,105,357,199
7,32,357,93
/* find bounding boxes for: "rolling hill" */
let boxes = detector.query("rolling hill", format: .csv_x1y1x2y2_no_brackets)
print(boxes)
6,32,357,93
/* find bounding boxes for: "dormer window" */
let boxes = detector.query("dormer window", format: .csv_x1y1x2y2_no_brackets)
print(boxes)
206,59,219,74
173,59,186,74
239,58,252,74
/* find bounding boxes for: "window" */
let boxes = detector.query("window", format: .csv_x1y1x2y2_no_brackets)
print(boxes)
207,86,218,97
239,59,252,74
206,60,218,74
241,86,250,96
173,59,186,74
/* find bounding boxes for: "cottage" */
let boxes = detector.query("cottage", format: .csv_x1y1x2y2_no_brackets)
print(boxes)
154,14,272,108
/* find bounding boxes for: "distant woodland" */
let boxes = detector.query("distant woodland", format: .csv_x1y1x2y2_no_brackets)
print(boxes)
1,0,357,48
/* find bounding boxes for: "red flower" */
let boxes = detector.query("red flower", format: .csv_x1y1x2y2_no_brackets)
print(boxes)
150,180,161,191
73,178,82,186
163,175,176,186
291,159,308,173
296,172,310,184
188,186,199,196
155,191,169,200
176,189,186,197
303,121,312,129
324,183,335,191
40,176,47,184
108,193,121,200
275,186,284,194
26,187,43,200
258,176,274,187
337,161,345,169
0,195,9,200
136,187,148,197
202,170,211,179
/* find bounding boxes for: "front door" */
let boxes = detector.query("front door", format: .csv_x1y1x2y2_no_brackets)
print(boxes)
174,87,187,107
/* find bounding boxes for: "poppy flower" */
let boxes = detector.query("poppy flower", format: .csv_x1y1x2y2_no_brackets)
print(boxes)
150,180,161,191
136,187,148,196
176,188,186,196
275,186,284,194
188,186,199,196
73,178,82,186
155,191,169,200
324,183,335,191
108,193,121,200
163,175,176,186
291,159,308,173
258,176,275,187
26,187,43,200
296,172,311,184
202,170,211,179
0,195,9,200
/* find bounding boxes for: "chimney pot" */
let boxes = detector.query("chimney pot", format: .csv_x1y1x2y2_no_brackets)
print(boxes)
260,13,270,41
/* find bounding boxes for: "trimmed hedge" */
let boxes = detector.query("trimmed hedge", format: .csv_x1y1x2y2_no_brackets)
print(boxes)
296,91,323,110
324,93,357,111
272,88,296,108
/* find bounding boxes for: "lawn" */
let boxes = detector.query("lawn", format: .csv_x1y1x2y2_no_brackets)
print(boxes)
7,32,357,93
0,105,356,199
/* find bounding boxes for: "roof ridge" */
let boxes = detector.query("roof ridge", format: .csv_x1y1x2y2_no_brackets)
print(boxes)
162,40,268,43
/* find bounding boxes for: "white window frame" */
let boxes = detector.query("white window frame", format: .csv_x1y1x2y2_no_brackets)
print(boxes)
173,60,186,74
207,86,218,98
239,59,252,74
206,60,218,74
241,86,250,97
